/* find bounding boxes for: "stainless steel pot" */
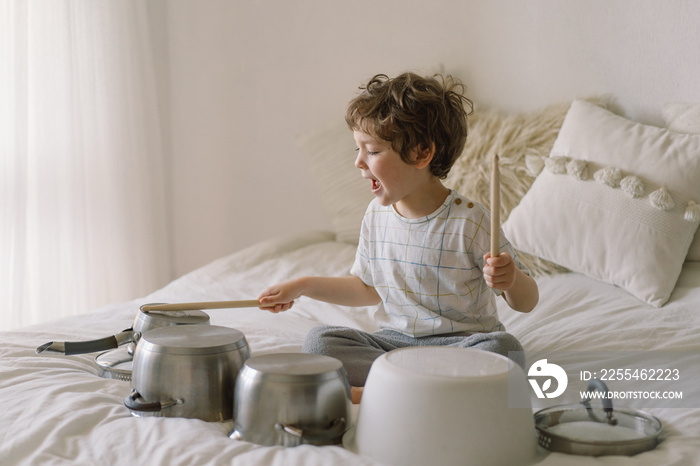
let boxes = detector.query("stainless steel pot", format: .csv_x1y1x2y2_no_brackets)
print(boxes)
36,303,210,356
230,353,350,446
125,324,249,422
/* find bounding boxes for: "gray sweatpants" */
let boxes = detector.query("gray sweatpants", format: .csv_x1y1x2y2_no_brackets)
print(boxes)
301,325,525,386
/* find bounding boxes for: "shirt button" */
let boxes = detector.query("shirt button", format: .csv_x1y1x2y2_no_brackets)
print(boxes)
467,202,474,208
455,198,462,205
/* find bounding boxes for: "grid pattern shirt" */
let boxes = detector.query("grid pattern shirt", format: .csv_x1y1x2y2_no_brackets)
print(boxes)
351,190,528,338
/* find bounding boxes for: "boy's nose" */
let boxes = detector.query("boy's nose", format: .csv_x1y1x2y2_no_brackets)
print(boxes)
354,152,366,169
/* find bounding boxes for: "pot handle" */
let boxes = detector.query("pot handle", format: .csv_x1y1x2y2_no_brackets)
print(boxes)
580,379,617,425
124,389,183,413
36,329,134,355
274,417,347,444
581,379,613,412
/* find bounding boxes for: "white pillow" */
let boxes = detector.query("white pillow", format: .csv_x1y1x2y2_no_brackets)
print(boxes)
663,102,700,134
663,102,700,261
503,100,700,307
298,123,373,244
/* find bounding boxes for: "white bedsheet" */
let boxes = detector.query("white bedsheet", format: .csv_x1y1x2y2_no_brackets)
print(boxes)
1,230,699,465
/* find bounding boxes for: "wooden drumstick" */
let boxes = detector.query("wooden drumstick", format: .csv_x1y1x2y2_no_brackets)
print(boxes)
141,300,262,313
491,154,500,258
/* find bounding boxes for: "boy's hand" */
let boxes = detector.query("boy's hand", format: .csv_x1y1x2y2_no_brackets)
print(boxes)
258,279,303,313
483,252,516,291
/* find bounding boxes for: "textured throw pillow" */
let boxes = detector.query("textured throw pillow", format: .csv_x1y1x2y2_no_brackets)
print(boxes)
298,123,373,244
444,97,613,275
299,98,611,254
503,100,700,307
663,102,700,261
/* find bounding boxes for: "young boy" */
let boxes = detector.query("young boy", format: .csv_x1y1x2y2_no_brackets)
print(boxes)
258,72,538,402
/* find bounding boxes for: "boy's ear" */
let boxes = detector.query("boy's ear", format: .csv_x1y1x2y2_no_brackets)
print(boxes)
413,142,436,169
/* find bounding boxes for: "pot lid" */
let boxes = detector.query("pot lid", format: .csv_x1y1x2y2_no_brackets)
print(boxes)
95,346,133,382
534,404,662,456
138,325,248,355
242,353,344,383
137,304,210,325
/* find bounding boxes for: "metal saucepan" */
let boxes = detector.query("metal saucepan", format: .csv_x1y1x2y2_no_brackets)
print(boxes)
534,379,663,456
230,353,350,446
36,303,210,356
125,324,250,422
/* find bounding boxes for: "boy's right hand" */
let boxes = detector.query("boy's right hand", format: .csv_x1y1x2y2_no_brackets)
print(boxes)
257,279,302,313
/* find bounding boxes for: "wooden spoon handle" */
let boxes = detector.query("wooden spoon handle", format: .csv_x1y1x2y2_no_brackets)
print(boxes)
141,300,261,313
490,154,500,258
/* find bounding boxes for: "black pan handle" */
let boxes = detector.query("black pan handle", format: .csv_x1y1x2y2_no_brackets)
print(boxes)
64,336,119,355
124,389,183,413
36,329,134,355
125,389,162,412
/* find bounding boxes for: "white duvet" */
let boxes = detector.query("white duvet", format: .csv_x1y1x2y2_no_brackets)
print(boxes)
1,230,699,465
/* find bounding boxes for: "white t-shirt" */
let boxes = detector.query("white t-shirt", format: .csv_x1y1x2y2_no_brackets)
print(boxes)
351,190,528,338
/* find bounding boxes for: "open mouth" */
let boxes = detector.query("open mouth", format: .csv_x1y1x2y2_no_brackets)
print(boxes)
371,179,382,193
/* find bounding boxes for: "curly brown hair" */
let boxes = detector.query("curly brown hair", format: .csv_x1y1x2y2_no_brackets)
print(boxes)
345,72,473,179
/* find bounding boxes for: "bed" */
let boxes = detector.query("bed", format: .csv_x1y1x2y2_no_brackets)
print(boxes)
2,100,700,465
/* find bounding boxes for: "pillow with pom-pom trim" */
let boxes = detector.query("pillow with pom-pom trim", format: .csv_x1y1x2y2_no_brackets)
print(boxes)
504,100,700,307
663,102,700,261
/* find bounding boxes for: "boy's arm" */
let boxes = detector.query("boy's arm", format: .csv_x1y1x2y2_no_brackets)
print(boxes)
258,275,381,313
483,252,539,313
502,267,538,313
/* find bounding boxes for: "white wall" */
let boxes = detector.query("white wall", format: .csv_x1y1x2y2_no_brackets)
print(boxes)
164,0,700,277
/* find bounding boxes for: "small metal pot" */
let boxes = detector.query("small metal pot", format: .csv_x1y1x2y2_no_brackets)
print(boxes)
125,325,250,422
36,303,210,356
230,353,350,447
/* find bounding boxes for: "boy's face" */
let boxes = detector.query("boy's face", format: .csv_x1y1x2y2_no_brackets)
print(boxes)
353,130,429,209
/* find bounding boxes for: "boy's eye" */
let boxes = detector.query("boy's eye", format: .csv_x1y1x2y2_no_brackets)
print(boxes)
354,147,379,156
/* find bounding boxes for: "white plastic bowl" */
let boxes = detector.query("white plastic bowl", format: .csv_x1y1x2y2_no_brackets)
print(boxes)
346,347,537,466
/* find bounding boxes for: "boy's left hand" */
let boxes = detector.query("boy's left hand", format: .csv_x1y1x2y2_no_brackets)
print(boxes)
483,252,516,291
